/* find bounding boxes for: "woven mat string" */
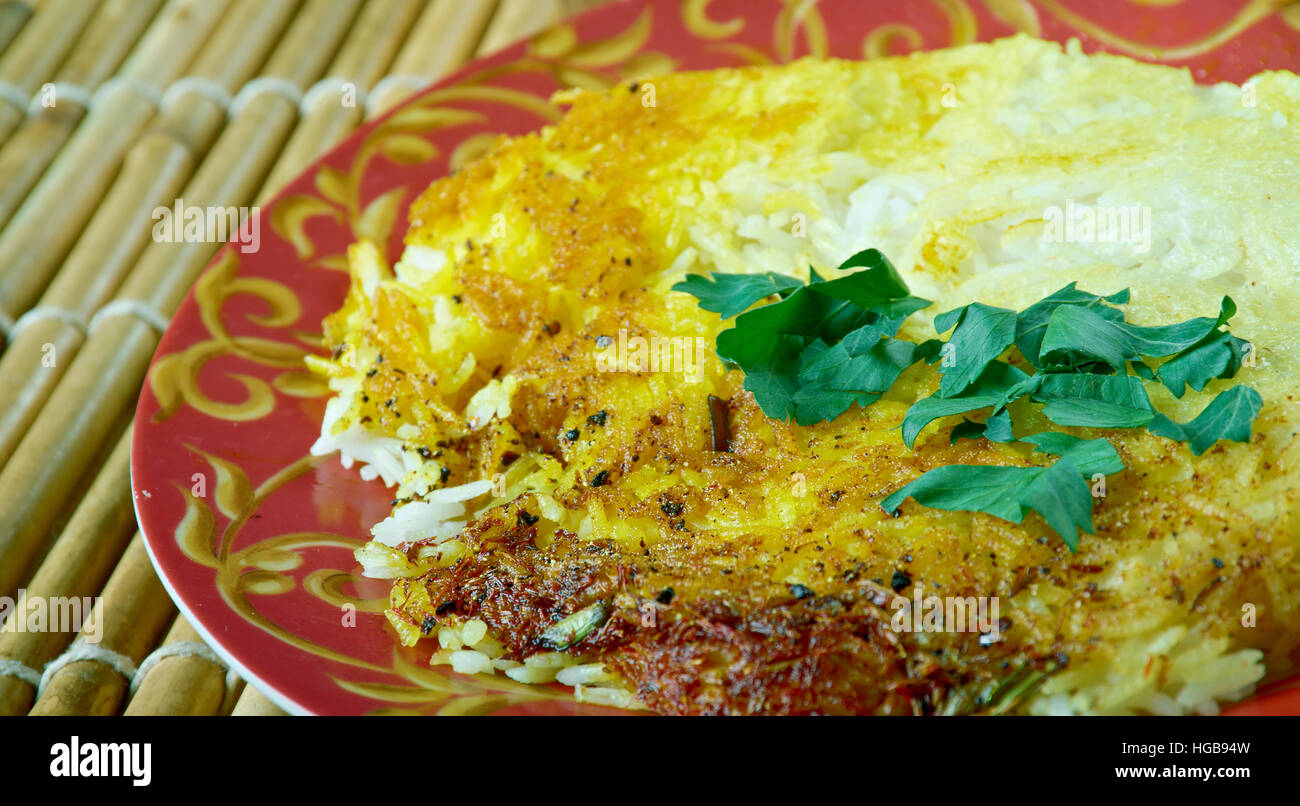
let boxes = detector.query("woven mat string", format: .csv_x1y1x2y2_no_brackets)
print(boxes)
300,75,367,116
87,300,170,337
160,76,233,115
9,305,87,340
91,77,162,110
365,74,429,118
230,76,303,117
25,81,93,116
0,80,27,109
0,658,41,688
130,641,241,713
37,640,139,696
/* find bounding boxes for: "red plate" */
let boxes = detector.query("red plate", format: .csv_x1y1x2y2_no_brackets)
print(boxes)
132,0,1300,716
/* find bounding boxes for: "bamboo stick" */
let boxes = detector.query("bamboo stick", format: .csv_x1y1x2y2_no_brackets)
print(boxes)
0,0,40,57
231,684,288,716
228,2,492,715
0,0,309,595
124,616,244,716
0,0,359,716
405,0,500,76
27,534,176,716
262,0,423,194
0,134,192,469
27,0,365,713
0,0,358,606
94,0,448,717
17,0,615,718
0,0,165,230
365,0,498,118
0,428,135,715
0,0,231,341
0,0,96,144
476,0,572,57
0,0,299,471
99,0,362,323
117,0,530,713
137,0,613,715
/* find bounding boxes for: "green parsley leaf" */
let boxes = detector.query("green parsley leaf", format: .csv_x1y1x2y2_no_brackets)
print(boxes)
902,361,1034,447
1156,330,1251,398
880,456,1097,551
714,330,806,419
1129,360,1157,380
934,303,1019,397
669,272,804,319
1032,374,1156,428
1039,296,1236,373
678,247,1262,552
949,418,989,445
1148,385,1262,455
807,250,932,320
1014,283,1129,368
949,409,1014,445
792,337,934,425
1020,432,1124,476
694,250,931,422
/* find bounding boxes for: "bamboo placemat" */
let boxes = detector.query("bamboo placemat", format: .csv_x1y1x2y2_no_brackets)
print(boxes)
0,0,612,717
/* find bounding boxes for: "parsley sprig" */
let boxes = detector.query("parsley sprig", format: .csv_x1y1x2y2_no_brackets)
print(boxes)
674,249,937,425
673,251,1261,551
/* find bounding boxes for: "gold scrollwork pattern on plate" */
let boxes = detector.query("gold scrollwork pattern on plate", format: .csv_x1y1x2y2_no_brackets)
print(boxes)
177,443,569,714
150,250,324,423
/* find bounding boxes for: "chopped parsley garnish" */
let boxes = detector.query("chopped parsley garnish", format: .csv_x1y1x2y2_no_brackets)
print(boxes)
674,249,1262,551
673,249,935,424
1149,385,1263,456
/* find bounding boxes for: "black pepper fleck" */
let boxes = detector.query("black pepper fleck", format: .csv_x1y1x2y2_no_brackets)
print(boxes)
890,569,912,592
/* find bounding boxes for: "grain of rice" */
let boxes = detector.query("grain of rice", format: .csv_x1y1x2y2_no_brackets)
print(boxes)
460,618,488,646
574,684,639,709
437,626,462,651
449,649,493,676
505,665,559,684
556,663,617,687
522,651,580,670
